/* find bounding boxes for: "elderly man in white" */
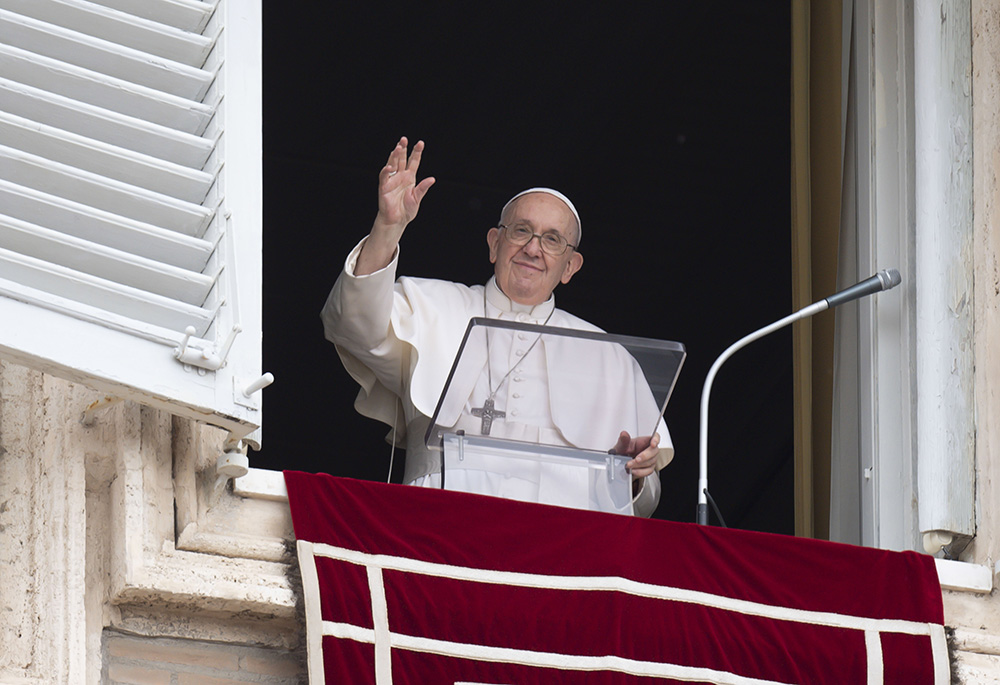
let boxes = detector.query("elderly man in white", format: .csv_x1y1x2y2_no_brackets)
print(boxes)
322,137,672,516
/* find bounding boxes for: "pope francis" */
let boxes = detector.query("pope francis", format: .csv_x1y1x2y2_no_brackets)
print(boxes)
322,137,672,516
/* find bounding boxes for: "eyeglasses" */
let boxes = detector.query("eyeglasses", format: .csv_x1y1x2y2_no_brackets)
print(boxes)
498,224,578,256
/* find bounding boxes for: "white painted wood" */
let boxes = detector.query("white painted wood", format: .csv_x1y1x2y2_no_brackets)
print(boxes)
831,0,920,552
0,214,217,304
0,284,251,431
0,111,213,202
87,0,216,34
0,270,215,345
0,179,214,271
0,145,213,237
0,0,216,66
0,0,264,440
847,0,879,549
0,9,215,101
209,0,264,440
914,0,976,539
0,77,215,169
0,250,215,333
869,0,919,552
0,43,214,134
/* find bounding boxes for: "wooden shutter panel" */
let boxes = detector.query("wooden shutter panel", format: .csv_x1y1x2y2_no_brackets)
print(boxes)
0,0,266,443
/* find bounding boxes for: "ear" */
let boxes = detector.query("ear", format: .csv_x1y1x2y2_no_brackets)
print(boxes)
560,251,583,285
486,227,500,263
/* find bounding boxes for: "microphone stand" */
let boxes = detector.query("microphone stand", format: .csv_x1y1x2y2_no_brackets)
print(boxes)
696,269,901,526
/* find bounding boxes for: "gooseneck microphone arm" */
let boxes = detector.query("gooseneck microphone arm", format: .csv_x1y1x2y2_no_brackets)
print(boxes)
696,269,901,526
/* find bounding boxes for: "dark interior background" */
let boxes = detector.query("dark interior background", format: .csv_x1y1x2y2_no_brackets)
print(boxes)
258,2,794,534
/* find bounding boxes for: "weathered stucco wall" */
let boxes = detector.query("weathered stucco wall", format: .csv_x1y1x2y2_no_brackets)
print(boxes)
941,2,1000,682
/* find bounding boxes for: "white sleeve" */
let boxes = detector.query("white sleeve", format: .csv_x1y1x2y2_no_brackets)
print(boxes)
633,470,662,518
320,237,410,434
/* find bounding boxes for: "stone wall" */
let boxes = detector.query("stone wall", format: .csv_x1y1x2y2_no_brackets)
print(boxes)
0,360,302,684
102,631,302,685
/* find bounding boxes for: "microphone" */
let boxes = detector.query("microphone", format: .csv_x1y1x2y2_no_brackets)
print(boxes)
825,269,901,308
696,268,902,526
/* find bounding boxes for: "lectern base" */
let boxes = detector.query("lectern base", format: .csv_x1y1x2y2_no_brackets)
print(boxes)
442,432,634,515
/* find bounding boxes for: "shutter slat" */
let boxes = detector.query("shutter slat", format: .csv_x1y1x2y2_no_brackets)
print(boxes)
0,0,215,67
0,78,215,169
0,213,216,305
0,43,213,135
0,144,214,238
0,247,216,334
0,111,214,203
0,179,213,271
0,9,215,100
87,0,216,34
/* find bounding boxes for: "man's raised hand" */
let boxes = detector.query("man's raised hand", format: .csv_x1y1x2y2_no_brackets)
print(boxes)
356,137,436,275
377,137,435,229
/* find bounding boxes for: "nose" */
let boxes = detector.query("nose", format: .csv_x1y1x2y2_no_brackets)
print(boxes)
520,234,544,257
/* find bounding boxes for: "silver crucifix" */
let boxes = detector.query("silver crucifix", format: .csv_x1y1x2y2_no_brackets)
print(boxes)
470,397,505,435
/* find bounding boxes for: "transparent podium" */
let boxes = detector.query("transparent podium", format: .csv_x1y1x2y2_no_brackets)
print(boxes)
424,318,686,515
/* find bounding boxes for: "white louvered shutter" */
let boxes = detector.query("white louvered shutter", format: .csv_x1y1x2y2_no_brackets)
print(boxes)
0,0,265,443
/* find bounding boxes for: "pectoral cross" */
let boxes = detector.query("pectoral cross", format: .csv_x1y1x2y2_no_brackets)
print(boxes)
471,397,505,435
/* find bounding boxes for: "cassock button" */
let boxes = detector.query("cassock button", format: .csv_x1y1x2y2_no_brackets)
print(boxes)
513,376,523,382
513,393,521,399
511,409,519,416
516,313,529,322
515,349,525,356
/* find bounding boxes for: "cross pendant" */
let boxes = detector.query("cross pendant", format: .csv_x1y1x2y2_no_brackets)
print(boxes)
470,397,505,435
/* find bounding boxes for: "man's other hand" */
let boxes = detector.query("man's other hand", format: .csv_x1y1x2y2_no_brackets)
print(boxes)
613,430,660,479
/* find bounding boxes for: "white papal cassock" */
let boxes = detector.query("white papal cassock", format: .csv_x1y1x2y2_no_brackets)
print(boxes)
322,237,672,517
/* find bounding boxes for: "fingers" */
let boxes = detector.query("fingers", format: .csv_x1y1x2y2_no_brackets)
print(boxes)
413,176,436,204
407,139,426,173
376,136,432,228
380,138,430,191
626,432,660,477
612,430,632,455
384,137,406,173
383,137,426,174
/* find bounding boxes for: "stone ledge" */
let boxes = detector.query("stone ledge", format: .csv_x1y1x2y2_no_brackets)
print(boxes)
936,558,994,594
953,628,1000,657
176,522,289,563
235,468,288,502
111,545,296,619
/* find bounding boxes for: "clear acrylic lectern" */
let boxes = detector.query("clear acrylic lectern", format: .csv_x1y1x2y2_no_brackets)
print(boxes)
424,318,686,515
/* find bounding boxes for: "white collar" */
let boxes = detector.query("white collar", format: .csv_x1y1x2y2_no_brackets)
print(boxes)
485,277,555,319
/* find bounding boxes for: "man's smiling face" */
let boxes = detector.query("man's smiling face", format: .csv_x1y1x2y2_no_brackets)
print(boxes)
486,193,583,306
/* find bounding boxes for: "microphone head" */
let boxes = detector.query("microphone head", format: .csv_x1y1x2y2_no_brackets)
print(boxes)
877,268,902,290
